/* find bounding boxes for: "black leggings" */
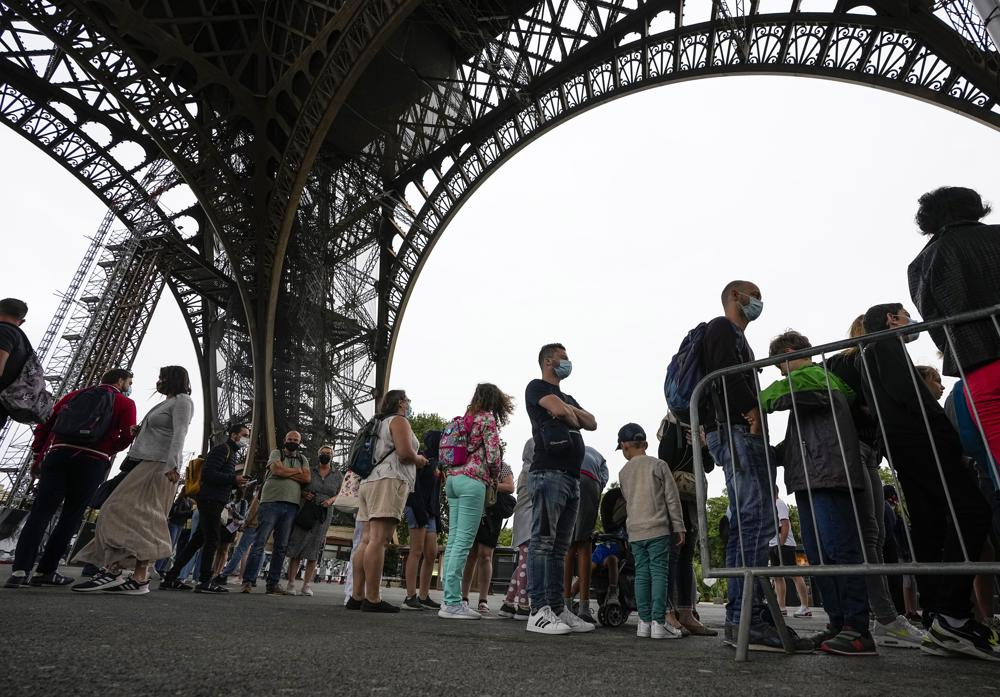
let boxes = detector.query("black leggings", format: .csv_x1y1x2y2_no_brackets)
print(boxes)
168,499,224,584
668,498,697,610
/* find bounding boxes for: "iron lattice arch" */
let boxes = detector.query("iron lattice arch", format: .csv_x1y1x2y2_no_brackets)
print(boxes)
0,1,998,490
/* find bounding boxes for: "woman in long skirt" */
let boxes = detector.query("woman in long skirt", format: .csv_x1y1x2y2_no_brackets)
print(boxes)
73,366,194,595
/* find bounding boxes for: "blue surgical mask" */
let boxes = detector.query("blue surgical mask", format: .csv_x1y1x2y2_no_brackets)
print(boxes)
406,404,414,419
741,296,764,322
554,359,573,380
123,385,133,397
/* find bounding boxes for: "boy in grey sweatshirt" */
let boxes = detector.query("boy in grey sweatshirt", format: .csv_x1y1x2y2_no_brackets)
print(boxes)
617,423,685,640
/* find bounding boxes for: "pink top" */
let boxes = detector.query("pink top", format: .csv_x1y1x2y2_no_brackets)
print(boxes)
448,411,504,485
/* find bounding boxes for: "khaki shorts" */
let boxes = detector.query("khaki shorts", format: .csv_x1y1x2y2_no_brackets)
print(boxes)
357,478,409,522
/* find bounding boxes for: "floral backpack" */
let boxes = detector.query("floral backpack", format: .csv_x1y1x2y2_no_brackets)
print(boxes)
438,414,483,467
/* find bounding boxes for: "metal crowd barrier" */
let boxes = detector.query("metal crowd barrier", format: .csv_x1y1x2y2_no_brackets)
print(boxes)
690,303,1000,662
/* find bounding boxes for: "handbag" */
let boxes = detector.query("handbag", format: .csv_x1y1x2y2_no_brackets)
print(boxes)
672,471,698,500
333,470,361,513
294,500,326,529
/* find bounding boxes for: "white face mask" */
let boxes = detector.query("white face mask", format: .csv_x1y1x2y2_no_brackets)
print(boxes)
238,437,250,449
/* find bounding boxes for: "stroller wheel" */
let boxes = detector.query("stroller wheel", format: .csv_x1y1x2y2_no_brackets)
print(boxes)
604,602,627,628
597,607,608,626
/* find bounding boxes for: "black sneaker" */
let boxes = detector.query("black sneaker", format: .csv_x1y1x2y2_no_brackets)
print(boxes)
748,623,815,653
820,629,878,656
345,596,363,610
928,617,1000,662
265,584,289,595
402,595,424,610
498,603,518,619
72,569,126,593
811,625,840,650
212,575,228,586
194,581,229,594
577,608,597,626
5,572,30,588
362,599,400,613
30,571,75,586
418,596,441,610
515,605,531,620
159,577,193,591
102,577,150,595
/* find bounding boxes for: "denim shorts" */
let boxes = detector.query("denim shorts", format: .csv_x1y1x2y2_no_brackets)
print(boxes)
403,506,437,533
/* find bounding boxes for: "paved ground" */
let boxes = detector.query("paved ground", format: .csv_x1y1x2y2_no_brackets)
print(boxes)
1,568,998,696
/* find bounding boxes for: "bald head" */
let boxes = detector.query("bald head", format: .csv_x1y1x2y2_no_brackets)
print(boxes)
283,431,302,452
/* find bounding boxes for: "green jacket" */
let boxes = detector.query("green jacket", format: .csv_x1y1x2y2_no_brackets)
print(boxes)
760,363,864,494
760,363,855,413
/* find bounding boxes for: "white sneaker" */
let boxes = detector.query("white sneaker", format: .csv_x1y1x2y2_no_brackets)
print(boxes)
437,601,482,620
637,620,652,638
559,607,596,633
526,606,572,635
651,621,683,640
300,585,313,597
873,615,926,649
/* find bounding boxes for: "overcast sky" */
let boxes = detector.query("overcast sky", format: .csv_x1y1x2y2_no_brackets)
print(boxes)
3,75,1000,498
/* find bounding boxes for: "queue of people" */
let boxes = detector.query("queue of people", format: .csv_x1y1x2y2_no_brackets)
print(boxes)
2,185,1000,664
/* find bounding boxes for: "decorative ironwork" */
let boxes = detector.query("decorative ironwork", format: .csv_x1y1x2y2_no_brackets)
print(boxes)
1,0,998,492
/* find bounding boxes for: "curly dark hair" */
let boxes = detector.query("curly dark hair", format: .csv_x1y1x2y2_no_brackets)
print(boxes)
915,186,991,235
468,383,515,426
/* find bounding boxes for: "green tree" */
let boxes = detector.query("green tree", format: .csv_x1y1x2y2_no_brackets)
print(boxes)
411,412,447,445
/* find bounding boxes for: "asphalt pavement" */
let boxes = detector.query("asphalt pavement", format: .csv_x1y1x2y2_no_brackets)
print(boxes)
1,568,997,696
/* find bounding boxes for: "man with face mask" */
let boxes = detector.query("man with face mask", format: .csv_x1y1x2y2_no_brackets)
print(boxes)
5,368,136,588
524,343,598,635
241,430,311,594
286,444,342,597
160,423,249,593
701,281,813,652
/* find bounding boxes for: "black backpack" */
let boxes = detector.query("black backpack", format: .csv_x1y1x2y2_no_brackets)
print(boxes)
51,385,118,445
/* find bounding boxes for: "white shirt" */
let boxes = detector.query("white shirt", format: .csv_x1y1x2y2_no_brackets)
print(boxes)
768,498,797,547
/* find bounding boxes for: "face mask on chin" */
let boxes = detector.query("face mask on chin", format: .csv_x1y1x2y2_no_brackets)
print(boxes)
284,441,299,451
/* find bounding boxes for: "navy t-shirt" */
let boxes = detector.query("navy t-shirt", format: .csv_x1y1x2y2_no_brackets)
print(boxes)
525,378,587,476
0,321,26,390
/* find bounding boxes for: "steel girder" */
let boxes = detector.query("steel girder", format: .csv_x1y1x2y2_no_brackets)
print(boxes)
375,4,1000,383
3,0,999,477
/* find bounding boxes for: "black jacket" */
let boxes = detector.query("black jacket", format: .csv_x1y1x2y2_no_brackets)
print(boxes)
908,222,1000,377
770,381,865,494
406,459,442,529
701,316,759,430
825,352,879,450
198,440,240,504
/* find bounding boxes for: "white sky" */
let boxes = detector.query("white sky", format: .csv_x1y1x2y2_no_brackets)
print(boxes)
3,75,1000,496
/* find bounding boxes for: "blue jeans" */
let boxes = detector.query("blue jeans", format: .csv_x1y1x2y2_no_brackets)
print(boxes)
154,522,184,574
177,509,201,581
633,535,671,623
220,525,258,577
527,469,580,614
242,501,298,586
707,426,775,626
442,474,486,605
796,489,869,632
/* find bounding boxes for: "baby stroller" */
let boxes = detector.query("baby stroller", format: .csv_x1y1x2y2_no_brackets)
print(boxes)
589,487,637,627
